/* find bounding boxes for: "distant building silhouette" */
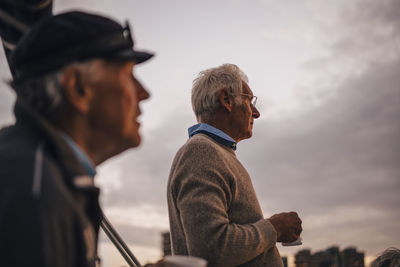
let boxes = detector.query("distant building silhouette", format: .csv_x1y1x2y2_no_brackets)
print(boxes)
327,246,343,267
295,246,364,267
295,249,312,267
342,247,364,267
162,231,365,267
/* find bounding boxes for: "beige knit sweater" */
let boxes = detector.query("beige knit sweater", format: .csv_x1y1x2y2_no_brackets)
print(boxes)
167,133,283,267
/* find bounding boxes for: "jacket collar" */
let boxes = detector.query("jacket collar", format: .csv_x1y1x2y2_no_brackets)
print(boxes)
14,99,95,189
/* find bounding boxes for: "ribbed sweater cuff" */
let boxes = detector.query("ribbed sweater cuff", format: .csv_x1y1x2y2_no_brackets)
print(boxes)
254,219,278,251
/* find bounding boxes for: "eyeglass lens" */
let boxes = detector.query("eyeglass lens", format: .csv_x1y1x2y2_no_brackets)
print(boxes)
251,96,257,107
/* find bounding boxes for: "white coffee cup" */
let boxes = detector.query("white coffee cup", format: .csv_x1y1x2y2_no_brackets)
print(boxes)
164,255,207,267
282,236,303,246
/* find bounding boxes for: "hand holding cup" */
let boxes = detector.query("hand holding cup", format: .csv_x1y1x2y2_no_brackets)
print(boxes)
268,211,302,243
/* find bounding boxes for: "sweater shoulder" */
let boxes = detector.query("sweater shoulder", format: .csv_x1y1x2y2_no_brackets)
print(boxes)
170,134,238,172
180,133,234,156
169,134,238,186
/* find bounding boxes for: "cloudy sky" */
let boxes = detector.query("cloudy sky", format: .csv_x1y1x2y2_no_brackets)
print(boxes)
1,0,399,266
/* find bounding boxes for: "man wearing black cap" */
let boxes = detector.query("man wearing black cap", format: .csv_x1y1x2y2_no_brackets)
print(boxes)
0,9,154,267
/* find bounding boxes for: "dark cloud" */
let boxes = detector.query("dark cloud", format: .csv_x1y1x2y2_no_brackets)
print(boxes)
243,59,400,206
238,40,400,257
100,58,400,257
98,0,400,255
354,0,400,33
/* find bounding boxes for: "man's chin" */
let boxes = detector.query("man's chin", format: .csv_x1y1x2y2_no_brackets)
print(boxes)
237,132,253,143
130,134,142,148
247,129,253,138
120,133,142,150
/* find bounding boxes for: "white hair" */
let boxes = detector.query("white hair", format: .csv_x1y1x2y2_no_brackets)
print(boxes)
191,63,249,122
370,248,400,267
12,70,63,114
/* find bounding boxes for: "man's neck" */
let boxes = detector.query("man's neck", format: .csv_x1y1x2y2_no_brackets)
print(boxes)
56,114,107,165
202,112,239,143
61,126,123,165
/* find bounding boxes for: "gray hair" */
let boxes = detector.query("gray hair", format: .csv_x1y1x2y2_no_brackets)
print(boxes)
11,60,97,116
191,63,249,122
370,248,400,267
12,70,64,115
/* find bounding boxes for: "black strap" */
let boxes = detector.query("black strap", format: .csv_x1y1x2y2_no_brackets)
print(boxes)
100,209,142,267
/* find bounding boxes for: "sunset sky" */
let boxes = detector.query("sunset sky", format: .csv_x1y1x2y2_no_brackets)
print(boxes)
0,0,399,266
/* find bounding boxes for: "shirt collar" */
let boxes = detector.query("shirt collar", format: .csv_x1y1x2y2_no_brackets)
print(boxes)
61,133,97,178
188,123,237,150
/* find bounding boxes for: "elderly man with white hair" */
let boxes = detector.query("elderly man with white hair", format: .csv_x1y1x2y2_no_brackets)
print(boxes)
167,63,303,267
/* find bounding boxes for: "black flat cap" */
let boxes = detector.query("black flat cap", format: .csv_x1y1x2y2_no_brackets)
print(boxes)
10,11,154,82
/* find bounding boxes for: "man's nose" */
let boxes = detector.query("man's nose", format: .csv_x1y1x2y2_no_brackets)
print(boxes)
252,106,260,119
139,87,150,101
135,78,151,101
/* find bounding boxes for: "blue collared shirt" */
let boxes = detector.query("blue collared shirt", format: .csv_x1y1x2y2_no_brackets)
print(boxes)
188,123,237,150
61,133,97,178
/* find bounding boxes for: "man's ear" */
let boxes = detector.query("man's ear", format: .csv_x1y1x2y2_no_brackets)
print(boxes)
218,88,233,112
61,66,93,114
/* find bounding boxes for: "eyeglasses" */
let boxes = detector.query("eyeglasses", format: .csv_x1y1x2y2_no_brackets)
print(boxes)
230,93,258,108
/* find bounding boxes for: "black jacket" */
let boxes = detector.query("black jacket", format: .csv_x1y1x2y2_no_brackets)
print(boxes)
0,100,102,267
